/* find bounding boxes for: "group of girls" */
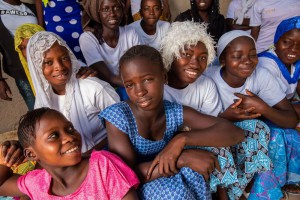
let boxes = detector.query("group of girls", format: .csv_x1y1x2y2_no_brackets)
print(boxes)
0,0,299,199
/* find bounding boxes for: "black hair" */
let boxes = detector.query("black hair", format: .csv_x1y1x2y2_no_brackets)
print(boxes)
140,0,162,8
17,107,52,148
119,45,164,71
190,0,220,23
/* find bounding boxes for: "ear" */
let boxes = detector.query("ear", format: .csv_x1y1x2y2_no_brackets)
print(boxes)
219,55,225,67
24,147,38,161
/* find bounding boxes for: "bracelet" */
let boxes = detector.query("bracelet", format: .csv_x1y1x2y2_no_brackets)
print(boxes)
0,78,7,81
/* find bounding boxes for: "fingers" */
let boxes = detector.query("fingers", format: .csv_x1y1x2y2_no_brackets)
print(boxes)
6,147,24,167
76,67,98,79
214,156,221,172
147,158,159,180
231,98,242,109
245,89,255,96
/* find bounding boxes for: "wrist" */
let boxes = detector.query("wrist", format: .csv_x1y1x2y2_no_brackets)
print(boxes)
0,78,7,82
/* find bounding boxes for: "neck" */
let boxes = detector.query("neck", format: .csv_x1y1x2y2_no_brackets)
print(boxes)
141,20,156,35
221,68,246,88
197,10,209,22
4,0,21,5
102,27,119,48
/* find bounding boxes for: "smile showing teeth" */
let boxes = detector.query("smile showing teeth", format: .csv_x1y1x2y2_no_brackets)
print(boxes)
185,69,198,78
64,146,78,154
108,19,118,24
199,3,206,6
287,54,296,58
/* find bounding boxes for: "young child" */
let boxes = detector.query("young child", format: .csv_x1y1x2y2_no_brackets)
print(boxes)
80,0,140,100
257,16,300,117
0,108,139,199
128,0,170,50
99,44,245,199
175,0,225,43
206,30,299,199
162,21,272,200
26,31,120,153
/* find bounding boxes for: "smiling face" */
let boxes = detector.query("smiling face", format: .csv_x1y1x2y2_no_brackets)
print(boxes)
121,57,166,111
99,0,123,30
275,28,300,67
168,42,208,89
195,0,213,11
220,36,258,86
27,110,82,168
140,0,162,27
42,42,72,95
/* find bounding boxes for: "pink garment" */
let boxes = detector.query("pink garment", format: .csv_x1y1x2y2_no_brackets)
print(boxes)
17,151,139,200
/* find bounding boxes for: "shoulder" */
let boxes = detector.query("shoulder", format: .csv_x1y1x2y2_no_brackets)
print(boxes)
175,9,192,22
99,102,130,126
164,100,183,113
79,31,97,43
78,77,111,90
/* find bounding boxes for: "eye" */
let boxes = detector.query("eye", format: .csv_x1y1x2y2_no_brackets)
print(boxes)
62,55,70,61
198,56,207,61
125,83,133,88
249,54,257,58
181,52,191,58
48,131,59,140
43,60,53,66
144,78,153,83
154,6,161,11
114,6,121,11
66,125,75,134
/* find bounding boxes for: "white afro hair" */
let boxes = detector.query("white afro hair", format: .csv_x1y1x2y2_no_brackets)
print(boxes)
160,21,216,71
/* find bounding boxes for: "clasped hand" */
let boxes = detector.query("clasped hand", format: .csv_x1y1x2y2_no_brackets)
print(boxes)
0,140,24,167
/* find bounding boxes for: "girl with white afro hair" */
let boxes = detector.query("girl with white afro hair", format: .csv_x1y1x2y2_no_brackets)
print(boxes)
160,21,216,71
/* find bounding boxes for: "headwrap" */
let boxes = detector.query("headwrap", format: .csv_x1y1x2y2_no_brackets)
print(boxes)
160,21,216,71
217,30,255,59
27,31,94,152
81,0,124,30
14,23,45,96
274,16,300,44
235,0,256,25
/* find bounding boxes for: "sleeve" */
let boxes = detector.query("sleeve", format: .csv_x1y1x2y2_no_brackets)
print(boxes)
226,1,237,19
130,27,141,46
200,77,222,117
96,151,139,199
79,32,104,66
99,103,130,134
249,1,262,27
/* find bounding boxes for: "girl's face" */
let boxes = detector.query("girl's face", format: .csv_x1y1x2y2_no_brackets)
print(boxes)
18,38,29,59
99,0,123,30
275,29,300,66
121,57,166,111
29,110,82,168
42,42,72,95
140,0,162,27
169,42,208,89
195,0,213,11
220,36,258,81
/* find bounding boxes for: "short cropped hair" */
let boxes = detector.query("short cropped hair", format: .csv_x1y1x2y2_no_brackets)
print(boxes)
160,21,216,71
18,107,52,148
119,45,164,70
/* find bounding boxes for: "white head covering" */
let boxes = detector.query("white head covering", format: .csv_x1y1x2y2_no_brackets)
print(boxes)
27,31,94,152
235,0,257,25
217,30,256,59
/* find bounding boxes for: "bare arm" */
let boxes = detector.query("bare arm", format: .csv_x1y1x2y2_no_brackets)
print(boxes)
90,61,123,87
122,188,139,200
35,0,45,28
226,18,251,31
162,0,171,21
250,26,260,41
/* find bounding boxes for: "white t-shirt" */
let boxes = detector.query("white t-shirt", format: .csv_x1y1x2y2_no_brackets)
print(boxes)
79,26,140,75
50,77,120,148
258,49,297,99
249,0,300,53
205,66,286,110
0,0,37,36
131,0,141,16
128,19,170,50
164,75,222,117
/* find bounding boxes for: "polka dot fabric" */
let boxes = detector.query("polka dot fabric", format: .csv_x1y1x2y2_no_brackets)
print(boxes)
43,0,85,62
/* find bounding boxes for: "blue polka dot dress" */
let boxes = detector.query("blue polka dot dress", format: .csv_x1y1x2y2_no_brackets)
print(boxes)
43,0,85,62
100,101,211,200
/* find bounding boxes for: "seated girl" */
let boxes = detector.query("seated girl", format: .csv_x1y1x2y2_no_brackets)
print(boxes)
26,31,120,153
80,0,140,100
162,21,272,200
99,44,245,199
128,0,170,50
205,30,299,199
0,108,139,199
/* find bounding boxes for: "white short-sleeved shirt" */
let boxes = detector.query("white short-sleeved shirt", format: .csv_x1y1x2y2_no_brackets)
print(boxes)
164,75,222,117
131,0,141,16
258,49,297,99
51,77,120,148
79,26,140,75
0,0,37,36
128,19,170,50
249,0,300,53
205,66,286,110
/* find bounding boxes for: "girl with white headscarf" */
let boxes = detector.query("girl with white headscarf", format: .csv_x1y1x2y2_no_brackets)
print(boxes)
27,31,120,153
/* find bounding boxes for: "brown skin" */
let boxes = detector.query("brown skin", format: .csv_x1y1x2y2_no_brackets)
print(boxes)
195,0,213,23
89,0,124,87
35,0,45,28
250,26,260,41
140,0,163,35
218,36,298,128
106,56,243,184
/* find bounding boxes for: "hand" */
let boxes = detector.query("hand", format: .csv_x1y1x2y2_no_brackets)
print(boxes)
235,89,268,114
178,149,221,181
220,98,261,121
0,141,25,167
147,134,185,179
76,67,98,79
0,80,12,101
162,7,171,21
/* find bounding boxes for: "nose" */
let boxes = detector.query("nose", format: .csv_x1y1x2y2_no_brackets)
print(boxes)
62,132,75,145
54,60,65,71
149,7,154,15
135,83,147,97
189,56,200,68
108,8,117,16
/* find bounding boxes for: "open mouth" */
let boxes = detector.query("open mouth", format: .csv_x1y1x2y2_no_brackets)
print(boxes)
53,72,68,79
185,69,199,79
63,146,79,154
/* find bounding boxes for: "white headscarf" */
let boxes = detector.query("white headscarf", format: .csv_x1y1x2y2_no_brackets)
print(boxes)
217,30,256,59
27,31,94,152
235,0,256,25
